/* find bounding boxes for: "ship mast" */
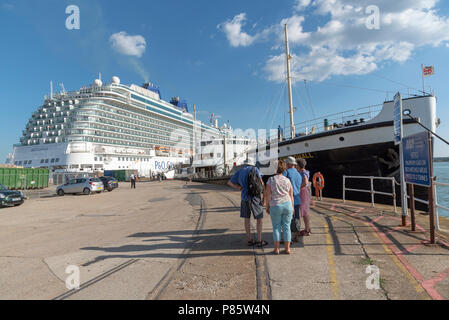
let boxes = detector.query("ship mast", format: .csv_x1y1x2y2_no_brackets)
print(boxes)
284,24,295,139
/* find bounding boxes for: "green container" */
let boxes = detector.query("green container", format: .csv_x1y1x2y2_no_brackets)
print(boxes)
30,169,39,189
36,168,47,189
9,169,17,189
0,168,49,190
1,169,9,187
41,169,49,188
24,169,32,189
104,170,132,182
116,170,127,182
16,169,25,190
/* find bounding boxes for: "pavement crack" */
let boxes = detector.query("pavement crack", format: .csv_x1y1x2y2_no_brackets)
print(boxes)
313,206,391,300
41,258,66,284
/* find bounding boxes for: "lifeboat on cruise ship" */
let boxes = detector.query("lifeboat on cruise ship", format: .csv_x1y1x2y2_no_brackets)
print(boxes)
155,146,170,156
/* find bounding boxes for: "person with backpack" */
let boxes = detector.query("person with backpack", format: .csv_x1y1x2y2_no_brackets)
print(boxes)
227,158,267,247
265,160,294,254
283,156,302,242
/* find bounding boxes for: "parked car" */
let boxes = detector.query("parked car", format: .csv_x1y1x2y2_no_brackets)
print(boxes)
99,176,119,192
0,184,25,208
57,178,104,196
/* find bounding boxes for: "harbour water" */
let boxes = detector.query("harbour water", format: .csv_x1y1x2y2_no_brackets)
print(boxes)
435,161,449,218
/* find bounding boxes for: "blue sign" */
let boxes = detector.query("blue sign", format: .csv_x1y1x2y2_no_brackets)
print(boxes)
403,131,431,187
155,160,173,170
393,92,403,145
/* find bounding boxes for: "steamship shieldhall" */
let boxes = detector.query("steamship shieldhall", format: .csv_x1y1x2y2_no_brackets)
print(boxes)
250,24,438,207
252,94,437,206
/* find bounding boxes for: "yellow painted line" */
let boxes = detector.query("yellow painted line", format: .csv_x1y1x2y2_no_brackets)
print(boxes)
323,221,340,300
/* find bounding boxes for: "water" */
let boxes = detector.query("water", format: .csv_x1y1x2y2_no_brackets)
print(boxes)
435,162,449,218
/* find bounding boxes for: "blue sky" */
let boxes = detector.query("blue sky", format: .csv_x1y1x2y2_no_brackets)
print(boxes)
1,0,449,162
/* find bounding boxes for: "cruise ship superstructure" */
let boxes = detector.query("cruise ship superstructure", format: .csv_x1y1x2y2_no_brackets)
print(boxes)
11,76,222,177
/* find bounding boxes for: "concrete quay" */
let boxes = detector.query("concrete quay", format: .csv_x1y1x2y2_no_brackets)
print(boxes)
0,180,447,300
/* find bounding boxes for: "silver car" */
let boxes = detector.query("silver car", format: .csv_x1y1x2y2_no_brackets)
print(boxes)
57,178,104,196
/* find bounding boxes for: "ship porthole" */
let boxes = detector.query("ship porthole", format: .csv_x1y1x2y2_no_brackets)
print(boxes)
339,137,345,142
287,147,290,151
305,143,309,147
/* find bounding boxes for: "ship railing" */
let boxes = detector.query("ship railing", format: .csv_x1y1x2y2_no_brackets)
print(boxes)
343,175,398,213
285,104,383,140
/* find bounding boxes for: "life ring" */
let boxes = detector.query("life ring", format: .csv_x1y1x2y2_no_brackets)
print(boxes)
313,172,325,197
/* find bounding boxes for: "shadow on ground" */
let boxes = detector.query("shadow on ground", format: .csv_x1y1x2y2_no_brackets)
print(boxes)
80,228,262,266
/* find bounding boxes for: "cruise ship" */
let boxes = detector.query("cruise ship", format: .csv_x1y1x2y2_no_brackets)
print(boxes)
11,76,223,178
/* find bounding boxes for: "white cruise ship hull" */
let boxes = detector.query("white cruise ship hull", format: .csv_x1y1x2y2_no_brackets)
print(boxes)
12,142,190,177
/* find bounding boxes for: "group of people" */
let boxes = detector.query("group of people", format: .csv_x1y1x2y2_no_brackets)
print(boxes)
150,172,165,182
227,156,311,255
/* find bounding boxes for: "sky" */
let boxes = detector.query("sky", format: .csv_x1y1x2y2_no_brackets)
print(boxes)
1,0,449,162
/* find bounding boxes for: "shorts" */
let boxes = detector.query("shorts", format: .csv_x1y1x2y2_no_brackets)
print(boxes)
241,196,264,220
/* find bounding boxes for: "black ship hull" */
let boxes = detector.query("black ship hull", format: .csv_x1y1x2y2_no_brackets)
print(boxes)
275,141,429,211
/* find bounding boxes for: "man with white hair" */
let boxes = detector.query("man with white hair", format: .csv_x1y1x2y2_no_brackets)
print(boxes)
227,158,267,247
283,156,302,242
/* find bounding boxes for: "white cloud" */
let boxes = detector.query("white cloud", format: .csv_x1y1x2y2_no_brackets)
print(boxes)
261,0,449,82
280,15,310,43
265,49,378,82
219,1,449,82
217,13,263,47
109,31,147,58
295,0,312,11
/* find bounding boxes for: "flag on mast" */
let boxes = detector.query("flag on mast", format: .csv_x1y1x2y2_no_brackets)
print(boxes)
210,113,214,124
422,65,435,77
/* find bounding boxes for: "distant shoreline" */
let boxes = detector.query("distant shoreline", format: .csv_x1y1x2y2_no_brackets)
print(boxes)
434,158,449,163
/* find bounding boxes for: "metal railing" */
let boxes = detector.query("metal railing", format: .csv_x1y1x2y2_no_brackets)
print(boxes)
343,175,398,213
435,181,449,231
291,104,383,139
343,175,447,231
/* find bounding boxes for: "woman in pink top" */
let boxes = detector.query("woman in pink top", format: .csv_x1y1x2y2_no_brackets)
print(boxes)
265,161,294,255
